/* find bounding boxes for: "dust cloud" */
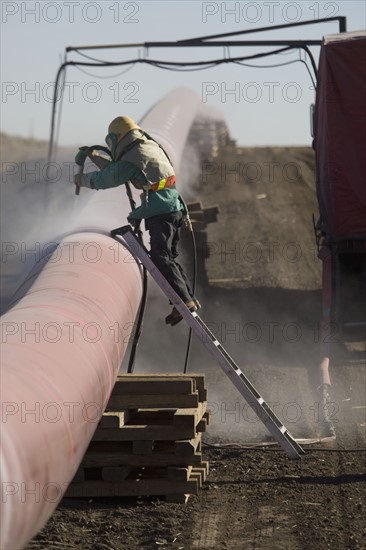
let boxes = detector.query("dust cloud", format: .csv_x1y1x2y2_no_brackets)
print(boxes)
0,151,132,313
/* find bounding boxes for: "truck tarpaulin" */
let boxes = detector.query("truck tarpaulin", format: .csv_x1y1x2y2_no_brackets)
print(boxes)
315,31,366,241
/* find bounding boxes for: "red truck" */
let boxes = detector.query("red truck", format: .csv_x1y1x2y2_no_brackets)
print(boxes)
314,30,366,433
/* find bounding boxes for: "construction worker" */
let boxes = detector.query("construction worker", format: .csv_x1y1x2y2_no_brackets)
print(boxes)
74,115,200,326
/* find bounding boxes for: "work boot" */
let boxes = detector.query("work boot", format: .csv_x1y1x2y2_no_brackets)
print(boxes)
165,300,200,326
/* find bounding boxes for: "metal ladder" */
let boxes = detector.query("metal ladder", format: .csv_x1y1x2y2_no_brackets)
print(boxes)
112,225,305,459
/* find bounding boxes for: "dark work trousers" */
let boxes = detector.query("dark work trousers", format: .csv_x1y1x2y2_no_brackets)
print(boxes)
145,211,194,304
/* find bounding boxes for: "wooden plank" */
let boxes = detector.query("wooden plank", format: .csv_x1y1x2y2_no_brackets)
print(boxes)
203,205,219,223
167,466,192,482
87,440,179,455
127,410,175,424
196,418,207,433
203,410,211,426
190,471,204,488
106,392,200,410
190,220,207,231
112,376,195,395
187,202,219,223
194,408,211,431
132,440,154,455
191,463,209,485
98,411,129,429
188,211,205,221
87,436,204,455
180,375,206,402
187,201,203,212
174,433,202,456
72,468,85,482
120,373,205,389
65,478,199,498
155,438,203,456
92,424,197,442
173,402,207,429
102,466,134,482
198,388,208,402
165,493,190,503
118,373,207,402
81,451,205,468
201,460,210,476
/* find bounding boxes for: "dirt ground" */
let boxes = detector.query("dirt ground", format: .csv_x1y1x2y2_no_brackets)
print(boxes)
24,143,366,550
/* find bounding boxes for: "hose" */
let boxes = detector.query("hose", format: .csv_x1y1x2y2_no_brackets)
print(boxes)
183,218,197,374
74,146,147,374
124,182,148,374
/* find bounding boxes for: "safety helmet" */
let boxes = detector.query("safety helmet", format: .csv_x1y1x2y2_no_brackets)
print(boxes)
108,116,139,138
105,116,140,158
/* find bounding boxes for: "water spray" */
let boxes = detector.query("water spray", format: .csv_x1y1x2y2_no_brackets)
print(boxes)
74,145,113,195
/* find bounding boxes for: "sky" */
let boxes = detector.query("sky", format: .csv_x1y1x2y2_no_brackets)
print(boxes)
1,0,365,148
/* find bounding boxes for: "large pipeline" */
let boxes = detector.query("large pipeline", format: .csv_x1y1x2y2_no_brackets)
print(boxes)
0,87,223,549
0,233,142,549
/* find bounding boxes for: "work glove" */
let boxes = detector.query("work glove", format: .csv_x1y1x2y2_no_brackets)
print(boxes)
75,146,92,166
74,172,94,190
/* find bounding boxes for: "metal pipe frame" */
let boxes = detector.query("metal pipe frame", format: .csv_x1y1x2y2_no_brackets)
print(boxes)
66,17,347,51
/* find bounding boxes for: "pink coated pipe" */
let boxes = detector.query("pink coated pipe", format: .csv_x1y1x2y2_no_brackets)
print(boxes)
0,232,142,550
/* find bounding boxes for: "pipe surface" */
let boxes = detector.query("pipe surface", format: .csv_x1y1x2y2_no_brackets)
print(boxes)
0,233,142,550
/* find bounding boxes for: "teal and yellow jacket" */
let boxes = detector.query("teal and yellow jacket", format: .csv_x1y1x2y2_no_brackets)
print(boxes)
89,129,187,221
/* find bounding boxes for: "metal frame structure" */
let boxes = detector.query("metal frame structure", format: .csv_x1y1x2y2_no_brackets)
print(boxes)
49,16,347,159
66,17,347,50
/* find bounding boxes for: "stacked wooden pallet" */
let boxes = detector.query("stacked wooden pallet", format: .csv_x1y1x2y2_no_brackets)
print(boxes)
67,374,209,503
187,200,219,232
185,201,219,285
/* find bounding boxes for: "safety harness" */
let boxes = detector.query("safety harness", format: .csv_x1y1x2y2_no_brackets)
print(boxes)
113,130,176,194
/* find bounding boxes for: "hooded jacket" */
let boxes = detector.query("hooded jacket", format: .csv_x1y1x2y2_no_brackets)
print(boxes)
90,129,187,221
